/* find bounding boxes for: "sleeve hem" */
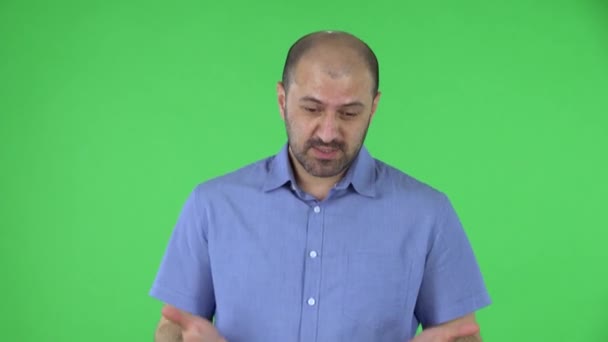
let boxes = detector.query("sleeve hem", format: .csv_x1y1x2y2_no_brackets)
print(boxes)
149,285,214,319
423,291,492,327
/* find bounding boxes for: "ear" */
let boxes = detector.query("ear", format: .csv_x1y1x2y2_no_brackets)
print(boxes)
277,82,287,120
370,91,382,119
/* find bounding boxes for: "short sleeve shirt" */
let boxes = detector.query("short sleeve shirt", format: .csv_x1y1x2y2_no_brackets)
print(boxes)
150,144,491,341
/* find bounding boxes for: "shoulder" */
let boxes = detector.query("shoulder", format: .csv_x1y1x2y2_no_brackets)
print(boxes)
374,158,450,210
191,154,274,199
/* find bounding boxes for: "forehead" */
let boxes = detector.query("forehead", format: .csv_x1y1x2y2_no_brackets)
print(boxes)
290,52,373,103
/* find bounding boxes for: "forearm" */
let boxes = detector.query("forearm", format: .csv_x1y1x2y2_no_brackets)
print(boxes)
155,320,182,342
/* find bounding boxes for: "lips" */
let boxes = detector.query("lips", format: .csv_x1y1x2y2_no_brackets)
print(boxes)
311,146,340,159
315,146,338,153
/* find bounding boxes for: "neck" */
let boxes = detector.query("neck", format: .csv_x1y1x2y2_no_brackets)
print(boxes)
288,150,345,201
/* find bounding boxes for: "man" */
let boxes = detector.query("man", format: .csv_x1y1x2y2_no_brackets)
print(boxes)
151,30,491,342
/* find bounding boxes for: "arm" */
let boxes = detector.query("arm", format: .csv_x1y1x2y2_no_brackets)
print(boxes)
413,195,490,341
150,189,218,340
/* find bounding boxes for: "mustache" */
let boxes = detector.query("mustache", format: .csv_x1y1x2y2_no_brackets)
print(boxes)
306,139,345,151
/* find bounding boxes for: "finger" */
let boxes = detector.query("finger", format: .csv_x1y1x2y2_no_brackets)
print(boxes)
161,305,191,330
437,322,479,342
409,327,443,342
449,322,479,339
409,322,480,342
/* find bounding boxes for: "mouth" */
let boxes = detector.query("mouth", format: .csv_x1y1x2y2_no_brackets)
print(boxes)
311,146,340,159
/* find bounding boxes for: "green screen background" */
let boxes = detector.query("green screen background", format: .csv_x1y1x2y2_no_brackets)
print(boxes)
1,0,607,341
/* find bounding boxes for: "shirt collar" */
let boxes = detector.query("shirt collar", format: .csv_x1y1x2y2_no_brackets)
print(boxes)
262,144,296,192
263,143,377,198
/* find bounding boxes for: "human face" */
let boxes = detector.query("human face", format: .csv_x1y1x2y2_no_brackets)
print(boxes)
277,57,381,179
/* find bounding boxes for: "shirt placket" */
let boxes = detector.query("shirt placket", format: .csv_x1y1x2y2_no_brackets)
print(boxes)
299,201,325,342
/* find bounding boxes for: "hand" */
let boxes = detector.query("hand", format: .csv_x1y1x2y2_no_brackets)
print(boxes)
161,305,227,342
409,322,480,342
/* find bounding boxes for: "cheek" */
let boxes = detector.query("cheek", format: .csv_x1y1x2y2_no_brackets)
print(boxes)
344,121,369,141
287,112,312,133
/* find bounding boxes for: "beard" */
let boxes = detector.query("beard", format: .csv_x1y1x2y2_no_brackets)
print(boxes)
284,109,370,178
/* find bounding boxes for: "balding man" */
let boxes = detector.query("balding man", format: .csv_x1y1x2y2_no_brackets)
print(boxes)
151,31,491,342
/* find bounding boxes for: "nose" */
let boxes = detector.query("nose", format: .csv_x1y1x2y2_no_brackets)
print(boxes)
316,113,340,143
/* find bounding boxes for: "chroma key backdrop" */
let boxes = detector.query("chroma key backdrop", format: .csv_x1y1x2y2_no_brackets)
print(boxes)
1,0,607,341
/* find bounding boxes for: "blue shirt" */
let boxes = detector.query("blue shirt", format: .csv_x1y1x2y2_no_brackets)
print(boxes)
150,144,491,341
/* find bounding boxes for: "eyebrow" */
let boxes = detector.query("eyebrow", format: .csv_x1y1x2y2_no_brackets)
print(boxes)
299,96,365,108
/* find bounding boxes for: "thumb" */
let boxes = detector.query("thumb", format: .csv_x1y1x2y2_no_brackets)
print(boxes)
161,305,194,330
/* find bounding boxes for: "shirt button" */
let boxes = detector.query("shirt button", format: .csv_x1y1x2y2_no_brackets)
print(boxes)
313,206,321,213
309,250,318,258
307,297,316,306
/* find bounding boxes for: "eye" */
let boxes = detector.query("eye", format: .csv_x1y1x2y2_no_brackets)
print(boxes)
341,111,359,118
303,106,318,113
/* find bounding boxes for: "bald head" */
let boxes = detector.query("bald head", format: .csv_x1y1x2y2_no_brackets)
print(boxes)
281,31,379,96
